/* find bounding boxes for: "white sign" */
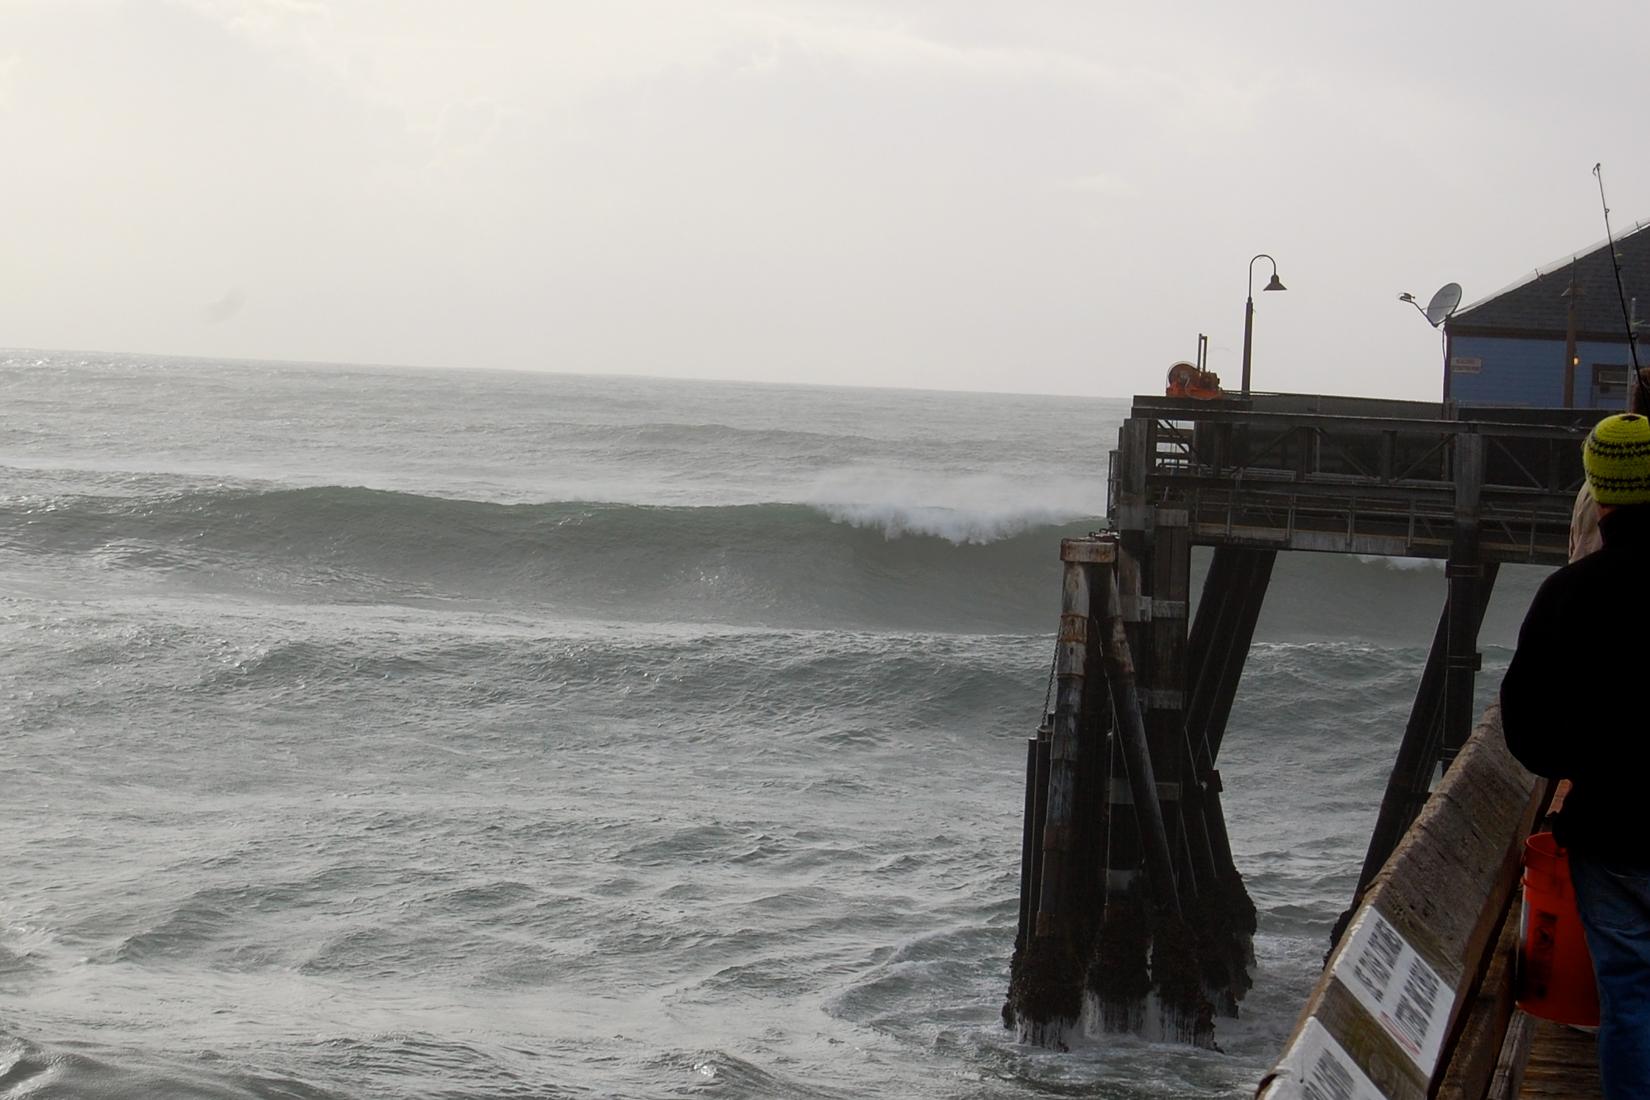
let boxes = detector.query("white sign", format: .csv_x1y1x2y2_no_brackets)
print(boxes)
1264,1018,1387,1100
1331,908,1455,1076
1450,356,1482,374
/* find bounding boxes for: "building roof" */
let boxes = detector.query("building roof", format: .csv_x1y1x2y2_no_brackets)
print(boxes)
1449,220,1650,340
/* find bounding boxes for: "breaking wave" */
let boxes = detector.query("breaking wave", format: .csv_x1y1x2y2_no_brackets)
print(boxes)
0,479,1096,632
0,475,1540,640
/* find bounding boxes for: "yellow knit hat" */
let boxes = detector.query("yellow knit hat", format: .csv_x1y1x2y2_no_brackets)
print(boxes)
1583,413,1650,505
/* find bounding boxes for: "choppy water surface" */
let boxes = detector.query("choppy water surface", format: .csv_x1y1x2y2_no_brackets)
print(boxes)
0,352,1541,1098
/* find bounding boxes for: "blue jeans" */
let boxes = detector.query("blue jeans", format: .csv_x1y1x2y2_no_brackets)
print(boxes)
1571,851,1650,1099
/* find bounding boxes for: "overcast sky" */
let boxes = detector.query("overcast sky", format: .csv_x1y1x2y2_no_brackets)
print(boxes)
3,0,1648,398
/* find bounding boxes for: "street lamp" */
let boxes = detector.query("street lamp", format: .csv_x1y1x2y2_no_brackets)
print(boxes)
1240,254,1286,398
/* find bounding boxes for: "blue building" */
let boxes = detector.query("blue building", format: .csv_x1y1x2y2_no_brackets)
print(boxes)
1444,221,1650,408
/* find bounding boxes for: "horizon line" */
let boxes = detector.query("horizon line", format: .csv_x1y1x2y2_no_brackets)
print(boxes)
0,343,1148,403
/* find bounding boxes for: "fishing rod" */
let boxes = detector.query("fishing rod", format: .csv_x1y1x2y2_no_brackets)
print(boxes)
1591,163,1650,411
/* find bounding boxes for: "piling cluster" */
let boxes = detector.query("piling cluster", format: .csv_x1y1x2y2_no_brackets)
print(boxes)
1004,395,1582,1050
1003,524,1269,1047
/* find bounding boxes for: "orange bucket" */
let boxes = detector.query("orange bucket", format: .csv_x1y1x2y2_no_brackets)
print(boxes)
1517,832,1599,1026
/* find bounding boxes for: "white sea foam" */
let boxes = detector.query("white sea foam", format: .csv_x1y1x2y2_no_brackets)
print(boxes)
804,469,1104,544
1354,555,1445,572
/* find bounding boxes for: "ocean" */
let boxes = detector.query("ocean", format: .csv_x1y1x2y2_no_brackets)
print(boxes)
0,351,1545,1099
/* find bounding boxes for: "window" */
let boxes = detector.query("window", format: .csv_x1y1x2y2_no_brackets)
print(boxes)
1594,364,1630,396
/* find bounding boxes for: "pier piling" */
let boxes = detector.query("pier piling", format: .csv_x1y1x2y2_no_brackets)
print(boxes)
1006,393,1591,1050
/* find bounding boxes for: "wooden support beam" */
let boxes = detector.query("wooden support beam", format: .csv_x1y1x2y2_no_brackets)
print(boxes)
1097,554,1221,1044
1014,725,1048,957
1186,547,1276,765
1145,507,1192,886
1442,434,1486,768
1146,510,1248,1032
1177,545,1272,1013
1097,562,1180,923
1090,428,1156,1033
1177,746,1254,1010
1442,558,1485,767
1350,564,1500,909
1004,537,1116,1042
1035,555,1092,932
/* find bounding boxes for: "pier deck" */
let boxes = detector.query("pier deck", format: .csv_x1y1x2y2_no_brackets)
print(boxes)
1515,1018,1600,1098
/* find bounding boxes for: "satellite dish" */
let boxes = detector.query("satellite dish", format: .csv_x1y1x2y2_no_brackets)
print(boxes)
1424,282,1463,327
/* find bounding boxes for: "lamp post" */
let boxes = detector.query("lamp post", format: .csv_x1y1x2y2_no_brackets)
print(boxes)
1240,254,1286,398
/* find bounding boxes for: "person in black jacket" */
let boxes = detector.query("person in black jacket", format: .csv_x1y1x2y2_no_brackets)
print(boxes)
1502,412,1650,1098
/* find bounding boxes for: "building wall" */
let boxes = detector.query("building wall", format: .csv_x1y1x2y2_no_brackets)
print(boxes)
1445,334,1635,407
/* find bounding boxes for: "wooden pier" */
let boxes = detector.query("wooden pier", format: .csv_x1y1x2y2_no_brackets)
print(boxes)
1004,392,1595,1052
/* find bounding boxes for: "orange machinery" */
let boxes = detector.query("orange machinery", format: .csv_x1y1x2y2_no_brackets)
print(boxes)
1165,360,1224,400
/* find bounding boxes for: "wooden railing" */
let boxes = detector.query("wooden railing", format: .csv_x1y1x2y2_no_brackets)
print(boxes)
1256,707,1548,1100
1110,395,1594,566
